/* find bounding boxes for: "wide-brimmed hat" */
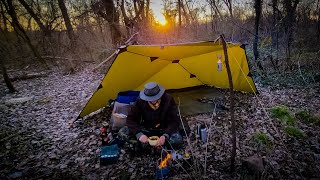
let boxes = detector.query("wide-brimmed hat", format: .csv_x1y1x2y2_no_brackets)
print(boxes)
140,82,165,102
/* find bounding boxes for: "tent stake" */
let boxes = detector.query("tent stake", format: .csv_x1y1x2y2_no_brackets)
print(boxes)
220,34,236,172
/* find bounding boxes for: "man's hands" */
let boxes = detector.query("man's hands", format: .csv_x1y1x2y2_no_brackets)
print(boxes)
139,135,149,143
157,136,166,146
139,135,166,146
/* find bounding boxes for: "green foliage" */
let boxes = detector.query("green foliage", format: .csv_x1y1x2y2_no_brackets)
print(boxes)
285,116,297,126
271,105,290,119
258,72,318,88
295,111,320,126
284,126,307,139
271,105,297,126
253,132,272,146
295,111,312,121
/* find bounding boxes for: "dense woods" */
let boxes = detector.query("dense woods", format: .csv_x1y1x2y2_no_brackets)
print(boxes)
1,0,320,179
0,0,319,80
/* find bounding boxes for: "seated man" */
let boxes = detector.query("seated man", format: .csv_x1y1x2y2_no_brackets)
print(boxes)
126,82,183,147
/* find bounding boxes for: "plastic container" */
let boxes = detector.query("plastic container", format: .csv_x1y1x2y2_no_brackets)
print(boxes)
217,59,222,71
200,128,207,143
100,144,119,166
112,113,127,130
196,124,202,137
116,91,140,104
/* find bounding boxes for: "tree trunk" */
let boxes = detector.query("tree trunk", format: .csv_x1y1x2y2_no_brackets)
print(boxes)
145,0,150,22
283,0,300,61
57,0,76,49
120,0,144,38
208,0,222,19
317,0,320,38
181,0,190,25
253,0,263,70
220,34,236,172
223,0,233,18
178,0,182,27
92,0,122,46
0,58,15,93
17,0,50,36
1,0,49,69
0,2,8,31
271,0,279,70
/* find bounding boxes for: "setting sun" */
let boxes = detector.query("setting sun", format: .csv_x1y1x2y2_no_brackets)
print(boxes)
157,16,167,26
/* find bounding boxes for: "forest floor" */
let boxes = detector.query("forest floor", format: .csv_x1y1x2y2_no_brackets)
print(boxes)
1,67,320,180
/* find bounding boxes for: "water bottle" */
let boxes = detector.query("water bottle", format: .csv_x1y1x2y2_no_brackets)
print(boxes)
200,128,207,143
196,124,202,137
217,59,222,71
101,122,109,146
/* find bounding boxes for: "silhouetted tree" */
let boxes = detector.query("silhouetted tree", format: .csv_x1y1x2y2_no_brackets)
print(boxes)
0,0,48,69
253,0,263,70
58,0,76,49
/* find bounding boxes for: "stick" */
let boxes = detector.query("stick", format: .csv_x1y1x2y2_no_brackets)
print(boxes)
42,56,93,62
177,97,201,174
124,32,139,45
204,104,217,177
0,131,25,143
92,50,118,72
220,34,236,172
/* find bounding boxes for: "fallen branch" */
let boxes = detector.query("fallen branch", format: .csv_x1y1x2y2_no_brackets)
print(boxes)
42,56,93,63
9,73,48,82
0,131,25,143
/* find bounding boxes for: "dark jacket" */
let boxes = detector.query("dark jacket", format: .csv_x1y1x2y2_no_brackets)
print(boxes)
126,93,180,137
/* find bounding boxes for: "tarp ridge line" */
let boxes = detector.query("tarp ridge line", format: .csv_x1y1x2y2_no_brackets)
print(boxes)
125,50,172,61
177,63,205,85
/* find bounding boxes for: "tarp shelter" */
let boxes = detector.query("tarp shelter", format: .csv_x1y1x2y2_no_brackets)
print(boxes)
78,41,257,118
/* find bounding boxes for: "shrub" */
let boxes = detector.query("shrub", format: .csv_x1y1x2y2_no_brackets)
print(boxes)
284,126,307,139
295,111,320,126
271,105,297,125
285,116,297,126
271,106,290,119
295,111,312,121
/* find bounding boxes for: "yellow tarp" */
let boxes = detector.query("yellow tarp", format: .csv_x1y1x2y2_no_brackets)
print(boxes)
79,41,257,118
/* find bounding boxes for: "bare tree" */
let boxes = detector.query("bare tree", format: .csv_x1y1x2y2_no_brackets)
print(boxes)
207,0,222,19
178,0,182,27
271,0,280,69
282,0,300,61
0,30,15,92
120,0,144,37
92,0,122,46
0,58,15,93
253,0,263,70
181,0,190,25
317,0,320,38
0,2,8,31
0,0,48,69
223,0,233,18
58,0,76,49
145,0,150,22
17,0,50,36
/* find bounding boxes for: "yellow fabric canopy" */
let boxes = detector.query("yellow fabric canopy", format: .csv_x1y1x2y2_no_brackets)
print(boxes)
79,41,257,118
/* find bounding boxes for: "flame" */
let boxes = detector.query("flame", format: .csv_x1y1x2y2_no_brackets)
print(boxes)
159,153,171,169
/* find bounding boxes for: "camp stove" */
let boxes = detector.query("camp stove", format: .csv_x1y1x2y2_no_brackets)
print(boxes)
156,153,171,180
